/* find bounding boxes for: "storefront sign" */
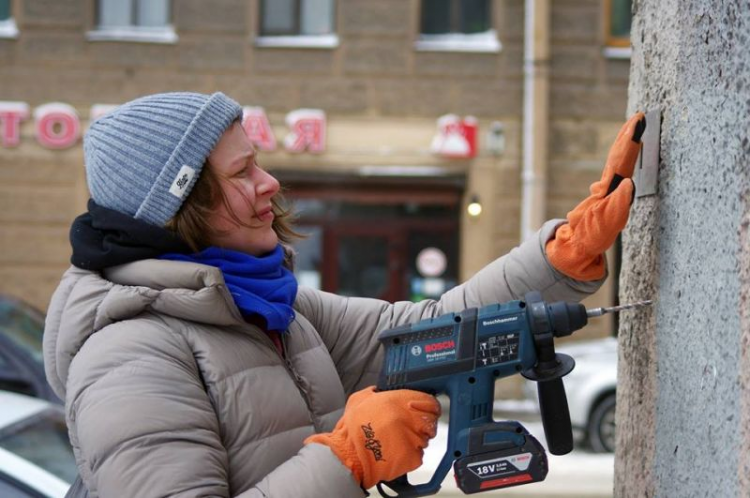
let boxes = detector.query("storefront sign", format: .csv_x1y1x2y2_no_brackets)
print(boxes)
242,107,327,154
242,106,277,152
1,102,81,149
34,103,80,149
0,102,28,147
430,114,478,159
283,109,326,154
0,101,327,153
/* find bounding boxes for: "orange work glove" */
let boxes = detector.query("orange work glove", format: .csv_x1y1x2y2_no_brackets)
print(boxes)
546,112,646,281
304,386,440,489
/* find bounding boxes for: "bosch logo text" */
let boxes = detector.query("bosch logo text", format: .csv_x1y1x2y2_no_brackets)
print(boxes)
425,340,455,353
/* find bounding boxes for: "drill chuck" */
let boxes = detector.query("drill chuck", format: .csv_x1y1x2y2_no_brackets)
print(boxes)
546,302,588,337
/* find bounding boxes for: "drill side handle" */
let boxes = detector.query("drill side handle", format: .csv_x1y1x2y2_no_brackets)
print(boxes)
537,377,574,455
523,292,577,456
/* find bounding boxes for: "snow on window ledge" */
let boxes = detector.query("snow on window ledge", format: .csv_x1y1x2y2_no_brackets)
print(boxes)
255,34,339,49
603,46,632,59
86,26,178,44
414,30,501,53
0,18,18,39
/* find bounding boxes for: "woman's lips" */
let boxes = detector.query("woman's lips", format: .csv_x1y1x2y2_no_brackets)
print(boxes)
255,207,274,222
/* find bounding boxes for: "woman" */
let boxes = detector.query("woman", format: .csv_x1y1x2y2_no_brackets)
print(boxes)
44,92,644,497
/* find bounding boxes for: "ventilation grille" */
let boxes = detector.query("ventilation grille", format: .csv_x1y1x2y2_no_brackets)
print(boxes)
472,402,491,420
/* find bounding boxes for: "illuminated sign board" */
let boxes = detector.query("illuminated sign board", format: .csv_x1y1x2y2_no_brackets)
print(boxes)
0,102,327,153
1,102,478,159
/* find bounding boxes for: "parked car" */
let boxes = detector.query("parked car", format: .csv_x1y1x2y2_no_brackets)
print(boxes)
0,390,76,497
0,447,71,498
0,295,60,404
525,337,618,453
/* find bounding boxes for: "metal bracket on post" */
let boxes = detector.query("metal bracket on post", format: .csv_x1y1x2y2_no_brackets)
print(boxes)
634,109,661,198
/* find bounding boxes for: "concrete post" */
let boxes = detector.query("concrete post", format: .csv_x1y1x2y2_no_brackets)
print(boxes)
616,1,750,496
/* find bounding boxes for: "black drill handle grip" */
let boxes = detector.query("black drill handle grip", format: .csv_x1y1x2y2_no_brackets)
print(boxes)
377,474,434,498
377,475,410,498
537,378,574,455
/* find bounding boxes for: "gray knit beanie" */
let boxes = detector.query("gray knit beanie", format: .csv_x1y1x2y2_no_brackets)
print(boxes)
84,92,243,227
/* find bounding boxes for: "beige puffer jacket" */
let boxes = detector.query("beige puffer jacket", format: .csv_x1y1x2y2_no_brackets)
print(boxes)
43,220,604,497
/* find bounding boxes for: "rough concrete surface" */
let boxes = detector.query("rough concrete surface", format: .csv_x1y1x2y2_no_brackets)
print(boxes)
619,1,750,497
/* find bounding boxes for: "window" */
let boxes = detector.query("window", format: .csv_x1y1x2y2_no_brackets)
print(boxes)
607,0,632,46
88,0,177,43
604,0,632,58
421,0,490,35
416,0,500,53
0,0,18,39
256,0,338,48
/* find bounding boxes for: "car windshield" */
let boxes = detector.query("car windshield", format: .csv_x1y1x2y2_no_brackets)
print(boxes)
0,298,46,365
0,408,77,484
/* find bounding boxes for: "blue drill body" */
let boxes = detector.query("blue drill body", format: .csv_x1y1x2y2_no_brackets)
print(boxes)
376,292,589,497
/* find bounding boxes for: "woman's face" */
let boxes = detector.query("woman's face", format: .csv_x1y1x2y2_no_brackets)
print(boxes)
205,121,281,256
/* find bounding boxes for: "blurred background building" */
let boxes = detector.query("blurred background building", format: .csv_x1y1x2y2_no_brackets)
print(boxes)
0,0,631,341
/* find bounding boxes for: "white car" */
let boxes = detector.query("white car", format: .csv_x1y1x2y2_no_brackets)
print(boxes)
0,294,60,403
0,391,75,497
525,337,618,453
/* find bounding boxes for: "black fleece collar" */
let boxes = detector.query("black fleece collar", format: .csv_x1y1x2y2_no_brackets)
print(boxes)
70,199,193,271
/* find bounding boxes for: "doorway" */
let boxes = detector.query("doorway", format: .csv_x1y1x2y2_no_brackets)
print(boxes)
284,176,462,303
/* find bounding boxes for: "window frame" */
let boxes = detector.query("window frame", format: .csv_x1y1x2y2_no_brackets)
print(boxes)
86,0,177,44
415,0,500,54
0,0,18,40
255,0,339,50
603,0,632,59
605,0,631,48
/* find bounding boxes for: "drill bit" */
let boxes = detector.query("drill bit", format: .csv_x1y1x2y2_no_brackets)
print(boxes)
586,300,653,318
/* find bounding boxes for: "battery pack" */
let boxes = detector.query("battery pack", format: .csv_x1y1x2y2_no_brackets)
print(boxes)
453,433,548,494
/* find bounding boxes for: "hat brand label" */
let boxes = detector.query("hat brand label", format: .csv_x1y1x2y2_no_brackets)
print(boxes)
169,165,196,199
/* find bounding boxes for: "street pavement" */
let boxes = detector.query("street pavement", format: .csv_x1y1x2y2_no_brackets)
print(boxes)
403,401,615,498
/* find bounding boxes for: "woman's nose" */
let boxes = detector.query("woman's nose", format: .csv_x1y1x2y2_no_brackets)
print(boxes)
256,168,280,197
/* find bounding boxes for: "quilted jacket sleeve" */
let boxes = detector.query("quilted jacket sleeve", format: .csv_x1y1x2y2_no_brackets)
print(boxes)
241,444,365,498
67,319,364,498
295,220,607,393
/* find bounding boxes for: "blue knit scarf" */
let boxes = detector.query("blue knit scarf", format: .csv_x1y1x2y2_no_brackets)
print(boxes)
160,245,297,332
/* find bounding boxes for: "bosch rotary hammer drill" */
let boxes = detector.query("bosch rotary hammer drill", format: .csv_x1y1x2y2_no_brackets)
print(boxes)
375,291,650,497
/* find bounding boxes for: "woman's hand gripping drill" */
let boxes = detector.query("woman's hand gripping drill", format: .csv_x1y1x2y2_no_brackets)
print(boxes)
305,386,441,489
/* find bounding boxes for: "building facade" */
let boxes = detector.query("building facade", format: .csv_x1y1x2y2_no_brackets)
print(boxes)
0,0,631,341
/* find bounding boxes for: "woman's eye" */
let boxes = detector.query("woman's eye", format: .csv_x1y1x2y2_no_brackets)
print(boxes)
235,165,251,177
